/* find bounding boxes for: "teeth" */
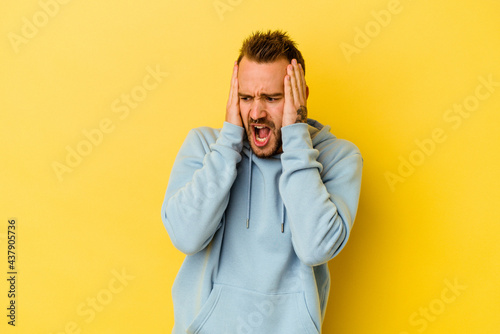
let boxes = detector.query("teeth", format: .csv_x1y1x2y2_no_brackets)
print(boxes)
254,125,268,143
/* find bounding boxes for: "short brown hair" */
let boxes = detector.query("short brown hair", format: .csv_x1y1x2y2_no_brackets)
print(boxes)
237,30,305,74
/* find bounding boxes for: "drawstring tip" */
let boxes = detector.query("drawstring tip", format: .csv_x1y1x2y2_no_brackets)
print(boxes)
246,219,249,229
281,223,284,233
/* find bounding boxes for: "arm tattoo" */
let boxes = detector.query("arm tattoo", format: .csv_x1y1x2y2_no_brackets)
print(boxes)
296,105,307,123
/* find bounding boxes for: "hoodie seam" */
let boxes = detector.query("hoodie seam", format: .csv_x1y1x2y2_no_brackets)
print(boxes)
213,282,303,295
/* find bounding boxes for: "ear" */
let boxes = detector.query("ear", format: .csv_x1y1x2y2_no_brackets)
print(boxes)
306,85,309,100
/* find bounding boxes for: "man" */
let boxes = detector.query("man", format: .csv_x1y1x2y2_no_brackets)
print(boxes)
161,30,363,333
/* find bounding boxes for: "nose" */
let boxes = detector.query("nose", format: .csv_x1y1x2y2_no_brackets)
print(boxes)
249,98,266,121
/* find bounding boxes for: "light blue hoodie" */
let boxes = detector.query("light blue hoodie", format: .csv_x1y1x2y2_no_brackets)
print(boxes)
161,119,363,333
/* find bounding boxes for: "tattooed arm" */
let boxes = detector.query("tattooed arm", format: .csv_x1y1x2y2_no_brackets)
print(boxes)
282,58,309,126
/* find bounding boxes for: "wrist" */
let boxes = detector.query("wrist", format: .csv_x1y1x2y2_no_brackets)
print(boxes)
281,122,312,151
225,113,243,127
282,105,308,127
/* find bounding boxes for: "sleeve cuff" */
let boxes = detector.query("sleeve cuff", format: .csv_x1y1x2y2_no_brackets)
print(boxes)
216,122,245,152
281,123,313,151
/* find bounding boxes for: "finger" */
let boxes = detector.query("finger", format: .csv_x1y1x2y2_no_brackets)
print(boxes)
298,63,307,102
292,59,304,103
232,64,239,105
284,73,292,105
228,62,238,108
288,63,300,106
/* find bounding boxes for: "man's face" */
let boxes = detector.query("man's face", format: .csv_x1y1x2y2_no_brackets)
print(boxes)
238,56,289,158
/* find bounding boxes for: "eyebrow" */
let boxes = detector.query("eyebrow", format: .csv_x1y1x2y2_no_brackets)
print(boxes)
238,93,283,98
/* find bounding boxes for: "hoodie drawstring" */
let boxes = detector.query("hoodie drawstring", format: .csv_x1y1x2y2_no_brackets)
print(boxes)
245,149,284,233
246,150,252,229
281,203,285,233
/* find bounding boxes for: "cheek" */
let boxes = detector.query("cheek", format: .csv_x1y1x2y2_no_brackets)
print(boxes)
239,104,250,123
268,104,284,128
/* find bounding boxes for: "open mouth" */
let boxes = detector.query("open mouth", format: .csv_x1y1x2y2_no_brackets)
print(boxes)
252,124,271,147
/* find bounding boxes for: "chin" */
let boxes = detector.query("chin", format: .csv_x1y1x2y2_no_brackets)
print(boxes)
244,122,282,158
249,138,282,158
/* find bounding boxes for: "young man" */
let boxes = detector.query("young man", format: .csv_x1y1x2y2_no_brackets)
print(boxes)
161,30,363,333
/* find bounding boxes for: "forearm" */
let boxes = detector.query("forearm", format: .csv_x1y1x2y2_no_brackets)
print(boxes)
279,123,363,266
162,122,244,255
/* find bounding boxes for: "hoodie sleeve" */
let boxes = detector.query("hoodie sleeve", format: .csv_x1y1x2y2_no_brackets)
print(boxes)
279,123,363,266
161,122,245,255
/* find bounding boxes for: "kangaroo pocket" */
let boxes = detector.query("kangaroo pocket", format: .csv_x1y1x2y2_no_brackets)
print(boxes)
186,283,319,334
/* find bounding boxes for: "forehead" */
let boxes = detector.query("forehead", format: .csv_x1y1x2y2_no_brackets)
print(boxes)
238,56,289,93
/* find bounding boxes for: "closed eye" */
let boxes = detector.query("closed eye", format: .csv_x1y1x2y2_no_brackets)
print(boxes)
263,94,283,102
238,94,282,102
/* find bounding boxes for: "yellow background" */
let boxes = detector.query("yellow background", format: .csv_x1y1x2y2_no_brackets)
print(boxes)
1,0,499,333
